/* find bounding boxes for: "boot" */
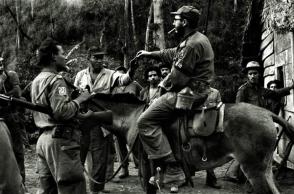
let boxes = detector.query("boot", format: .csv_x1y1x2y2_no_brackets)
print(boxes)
163,163,185,185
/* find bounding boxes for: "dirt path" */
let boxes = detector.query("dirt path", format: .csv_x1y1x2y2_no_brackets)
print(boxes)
25,146,294,194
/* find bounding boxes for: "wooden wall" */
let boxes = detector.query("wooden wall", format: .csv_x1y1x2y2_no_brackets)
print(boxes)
261,2,294,167
262,31,294,167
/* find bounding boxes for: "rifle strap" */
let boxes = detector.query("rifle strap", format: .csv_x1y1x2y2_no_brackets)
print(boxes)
35,74,59,102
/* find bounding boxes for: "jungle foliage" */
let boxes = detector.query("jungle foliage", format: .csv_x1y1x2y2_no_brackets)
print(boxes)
0,0,251,102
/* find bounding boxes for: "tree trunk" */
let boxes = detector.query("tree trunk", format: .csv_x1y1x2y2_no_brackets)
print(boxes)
99,19,105,48
234,0,237,12
30,0,34,18
145,2,153,51
153,0,165,49
15,0,20,53
123,0,129,68
130,0,138,50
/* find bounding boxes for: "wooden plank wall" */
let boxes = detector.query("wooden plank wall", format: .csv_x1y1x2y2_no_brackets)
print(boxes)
261,1,294,166
260,22,275,84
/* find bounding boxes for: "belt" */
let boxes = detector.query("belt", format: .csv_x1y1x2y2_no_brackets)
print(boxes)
41,125,80,143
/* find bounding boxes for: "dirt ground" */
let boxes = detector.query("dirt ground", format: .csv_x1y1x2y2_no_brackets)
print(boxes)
25,146,294,194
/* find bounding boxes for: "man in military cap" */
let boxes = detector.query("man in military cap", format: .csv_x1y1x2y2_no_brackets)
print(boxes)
225,61,294,183
74,47,138,194
136,5,215,189
31,38,91,194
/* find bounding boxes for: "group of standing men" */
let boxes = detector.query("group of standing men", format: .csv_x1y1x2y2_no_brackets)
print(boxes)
1,4,294,194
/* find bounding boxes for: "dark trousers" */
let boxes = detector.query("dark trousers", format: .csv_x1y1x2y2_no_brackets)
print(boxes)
87,127,113,192
114,135,129,168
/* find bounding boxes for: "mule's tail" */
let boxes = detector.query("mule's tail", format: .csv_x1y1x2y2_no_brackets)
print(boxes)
271,114,294,143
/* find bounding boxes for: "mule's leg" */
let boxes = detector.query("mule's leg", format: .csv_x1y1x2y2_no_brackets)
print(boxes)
240,157,279,194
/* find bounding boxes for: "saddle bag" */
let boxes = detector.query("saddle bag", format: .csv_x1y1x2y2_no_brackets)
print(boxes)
189,107,218,136
176,87,207,110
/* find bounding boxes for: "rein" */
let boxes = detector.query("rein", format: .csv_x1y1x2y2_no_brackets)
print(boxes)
83,139,136,184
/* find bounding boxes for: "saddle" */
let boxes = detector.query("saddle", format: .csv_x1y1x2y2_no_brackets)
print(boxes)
179,102,225,144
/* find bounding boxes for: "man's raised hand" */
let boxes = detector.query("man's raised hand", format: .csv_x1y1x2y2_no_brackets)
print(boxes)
136,50,150,59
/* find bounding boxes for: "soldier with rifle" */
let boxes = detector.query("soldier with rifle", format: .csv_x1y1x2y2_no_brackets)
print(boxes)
30,38,92,194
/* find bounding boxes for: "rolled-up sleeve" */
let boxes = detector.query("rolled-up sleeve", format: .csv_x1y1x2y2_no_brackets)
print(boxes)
159,48,177,64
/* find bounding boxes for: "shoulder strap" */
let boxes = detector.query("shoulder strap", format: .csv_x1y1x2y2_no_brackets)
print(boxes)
35,74,59,101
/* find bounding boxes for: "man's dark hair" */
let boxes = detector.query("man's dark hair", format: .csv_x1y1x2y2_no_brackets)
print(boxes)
159,62,170,70
183,15,199,29
144,66,161,80
267,80,282,89
38,38,59,66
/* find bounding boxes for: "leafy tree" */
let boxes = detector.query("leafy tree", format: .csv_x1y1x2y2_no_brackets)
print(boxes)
0,0,251,102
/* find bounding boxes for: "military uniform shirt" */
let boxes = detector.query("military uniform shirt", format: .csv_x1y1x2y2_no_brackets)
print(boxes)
31,71,79,128
236,81,291,108
158,31,214,92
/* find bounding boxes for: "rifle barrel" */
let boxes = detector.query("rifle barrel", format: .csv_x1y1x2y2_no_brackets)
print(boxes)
0,94,51,115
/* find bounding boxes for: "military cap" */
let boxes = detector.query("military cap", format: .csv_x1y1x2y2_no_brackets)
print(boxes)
170,5,201,20
87,46,107,59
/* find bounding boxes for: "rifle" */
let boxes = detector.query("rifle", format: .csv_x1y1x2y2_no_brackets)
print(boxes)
0,94,113,125
0,94,51,115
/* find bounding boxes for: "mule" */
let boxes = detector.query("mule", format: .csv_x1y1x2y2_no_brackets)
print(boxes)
86,93,294,194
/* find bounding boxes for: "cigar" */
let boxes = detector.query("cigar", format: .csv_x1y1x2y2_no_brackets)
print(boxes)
168,28,176,35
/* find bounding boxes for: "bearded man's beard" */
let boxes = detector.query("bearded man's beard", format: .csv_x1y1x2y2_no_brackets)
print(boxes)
175,26,185,37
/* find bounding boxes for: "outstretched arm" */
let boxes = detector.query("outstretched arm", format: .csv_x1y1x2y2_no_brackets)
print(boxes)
136,50,162,60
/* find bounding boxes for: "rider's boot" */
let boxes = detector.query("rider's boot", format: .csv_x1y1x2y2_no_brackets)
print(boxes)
163,161,186,185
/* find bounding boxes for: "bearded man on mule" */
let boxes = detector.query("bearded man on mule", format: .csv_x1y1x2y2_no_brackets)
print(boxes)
136,5,216,188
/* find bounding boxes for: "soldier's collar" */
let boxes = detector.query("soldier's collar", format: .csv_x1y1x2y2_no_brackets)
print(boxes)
181,29,197,42
41,67,57,74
